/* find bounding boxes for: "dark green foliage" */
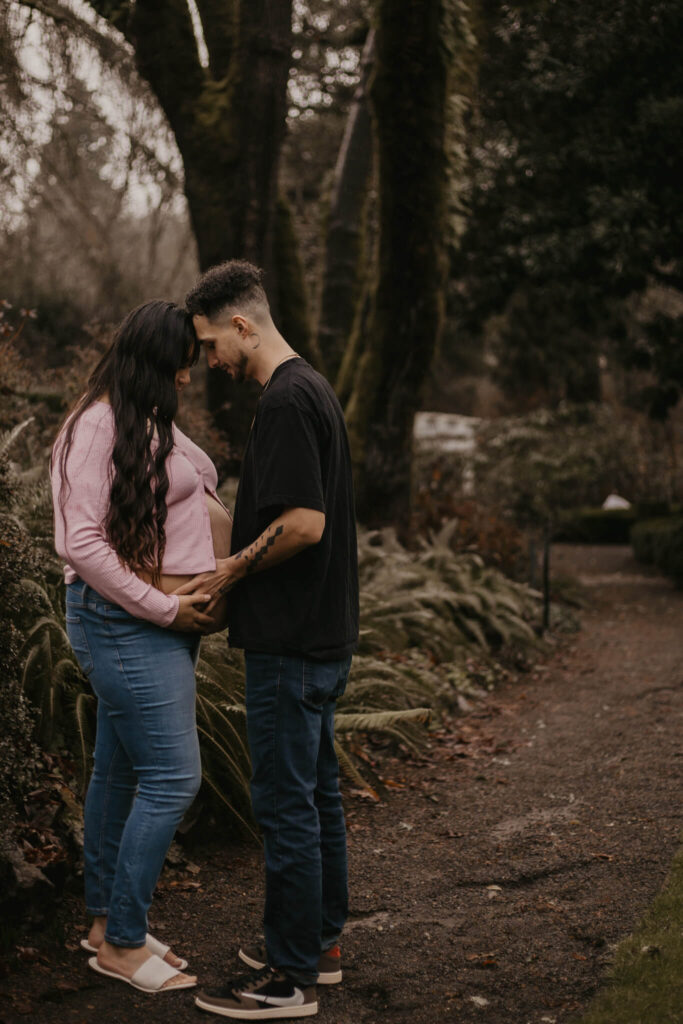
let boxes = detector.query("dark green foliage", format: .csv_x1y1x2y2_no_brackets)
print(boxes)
554,508,638,545
470,404,678,524
0,450,41,858
631,516,683,586
0,621,40,853
454,0,683,413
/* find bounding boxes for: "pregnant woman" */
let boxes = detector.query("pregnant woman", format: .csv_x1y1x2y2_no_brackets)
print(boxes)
50,300,232,993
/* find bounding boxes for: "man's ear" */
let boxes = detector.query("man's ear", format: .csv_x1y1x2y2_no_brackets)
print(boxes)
232,314,249,335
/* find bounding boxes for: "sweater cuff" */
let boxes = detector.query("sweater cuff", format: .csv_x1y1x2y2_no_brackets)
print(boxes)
151,591,179,628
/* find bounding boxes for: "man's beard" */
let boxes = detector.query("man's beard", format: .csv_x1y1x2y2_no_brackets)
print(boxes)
233,353,249,383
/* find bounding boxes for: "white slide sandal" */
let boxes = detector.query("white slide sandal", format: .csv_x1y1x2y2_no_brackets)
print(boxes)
88,953,196,992
80,933,188,970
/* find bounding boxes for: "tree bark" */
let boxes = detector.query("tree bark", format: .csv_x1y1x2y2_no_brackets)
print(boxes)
273,196,320,368
345,0,456,525
80,0,296,451
316,28,375,384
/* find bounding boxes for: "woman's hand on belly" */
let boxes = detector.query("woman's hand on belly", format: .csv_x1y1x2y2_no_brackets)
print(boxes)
170,593,216,633
138,570,231,634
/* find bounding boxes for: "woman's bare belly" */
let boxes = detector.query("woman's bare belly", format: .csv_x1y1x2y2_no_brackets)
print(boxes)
140,493,233,633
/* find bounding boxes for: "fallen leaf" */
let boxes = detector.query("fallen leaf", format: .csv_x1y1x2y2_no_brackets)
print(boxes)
16,947,42,962
54,981,81,992
349,787,380,802
9,997,34,1015
469,995,490,1007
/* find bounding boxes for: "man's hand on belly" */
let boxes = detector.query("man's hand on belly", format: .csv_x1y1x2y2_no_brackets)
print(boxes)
172,554,245,612
173,507,325,612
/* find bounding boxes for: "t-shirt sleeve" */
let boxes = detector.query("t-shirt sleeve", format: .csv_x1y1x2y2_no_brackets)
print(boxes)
254,400,325,514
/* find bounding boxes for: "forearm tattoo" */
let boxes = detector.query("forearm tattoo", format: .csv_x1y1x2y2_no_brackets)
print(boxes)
240,524,284,573
216,524,284,595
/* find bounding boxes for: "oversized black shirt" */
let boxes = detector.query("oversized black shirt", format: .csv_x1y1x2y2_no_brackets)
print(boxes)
227,358,359,661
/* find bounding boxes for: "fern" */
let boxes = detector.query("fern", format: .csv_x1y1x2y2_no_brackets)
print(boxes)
336,707,431,732
0,417,34,457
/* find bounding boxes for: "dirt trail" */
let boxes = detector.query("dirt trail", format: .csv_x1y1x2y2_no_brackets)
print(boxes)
1,545,682,1024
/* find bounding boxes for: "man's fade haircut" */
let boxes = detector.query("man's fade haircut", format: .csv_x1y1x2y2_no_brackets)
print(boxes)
185,260,270,324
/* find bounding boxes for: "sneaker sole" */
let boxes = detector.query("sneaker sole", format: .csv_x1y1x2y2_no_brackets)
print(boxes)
238,951,341,986
195,994,318,1018
315,968,342,985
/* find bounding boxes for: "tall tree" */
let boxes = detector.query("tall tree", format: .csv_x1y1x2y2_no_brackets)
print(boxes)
315,27,375,384
345,0,474,524
83,0,292,279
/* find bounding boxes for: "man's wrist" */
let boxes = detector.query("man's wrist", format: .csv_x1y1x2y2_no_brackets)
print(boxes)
223,554,247,582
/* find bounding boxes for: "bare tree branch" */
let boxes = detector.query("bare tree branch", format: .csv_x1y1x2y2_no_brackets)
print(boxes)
15,0,135,71
194,0,236,79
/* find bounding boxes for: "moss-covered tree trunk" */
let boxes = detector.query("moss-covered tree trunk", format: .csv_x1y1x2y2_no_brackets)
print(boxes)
84,0,308,449
345,0,455,525
316,28,375,384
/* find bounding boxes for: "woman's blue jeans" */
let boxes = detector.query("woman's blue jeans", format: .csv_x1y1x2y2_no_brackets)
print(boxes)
245,651,352,987
65,582,201,948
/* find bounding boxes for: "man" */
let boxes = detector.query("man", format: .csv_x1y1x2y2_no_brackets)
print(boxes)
182,260,359,1019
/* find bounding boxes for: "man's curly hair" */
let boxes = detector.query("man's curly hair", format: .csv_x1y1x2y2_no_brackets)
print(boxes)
185,259,270,322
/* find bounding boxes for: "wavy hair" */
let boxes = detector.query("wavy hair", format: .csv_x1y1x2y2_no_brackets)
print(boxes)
54,300,198,583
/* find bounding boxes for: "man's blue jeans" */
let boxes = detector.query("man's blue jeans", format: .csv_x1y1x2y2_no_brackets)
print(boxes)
65,582,202,947
245,651,352,987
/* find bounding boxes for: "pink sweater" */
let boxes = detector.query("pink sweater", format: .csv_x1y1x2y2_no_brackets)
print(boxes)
51,402,225,627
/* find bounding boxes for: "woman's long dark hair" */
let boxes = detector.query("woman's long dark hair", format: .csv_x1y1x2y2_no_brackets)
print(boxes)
55,300,198,583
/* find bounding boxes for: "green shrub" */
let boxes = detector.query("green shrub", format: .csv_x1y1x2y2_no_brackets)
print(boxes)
0,445,42,827
415,404,680,531
632,517,683,586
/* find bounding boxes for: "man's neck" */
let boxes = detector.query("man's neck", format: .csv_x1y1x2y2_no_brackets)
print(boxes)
251,334,298,387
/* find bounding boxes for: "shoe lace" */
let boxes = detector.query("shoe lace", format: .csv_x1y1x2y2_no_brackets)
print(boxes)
229,965,275,993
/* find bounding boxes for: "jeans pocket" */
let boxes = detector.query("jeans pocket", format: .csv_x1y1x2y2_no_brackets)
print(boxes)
66,615,94,676
302,660,333,710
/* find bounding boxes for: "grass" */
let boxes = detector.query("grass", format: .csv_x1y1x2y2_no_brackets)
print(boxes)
575,833,683,1024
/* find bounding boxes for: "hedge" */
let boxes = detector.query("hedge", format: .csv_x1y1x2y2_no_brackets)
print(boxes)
553,508,638,544
631,517,683,587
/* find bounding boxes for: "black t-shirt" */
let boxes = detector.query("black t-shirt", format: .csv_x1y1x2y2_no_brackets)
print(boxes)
227,358,359,661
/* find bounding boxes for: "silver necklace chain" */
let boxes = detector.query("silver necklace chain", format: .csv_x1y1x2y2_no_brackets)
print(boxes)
249,354,299,435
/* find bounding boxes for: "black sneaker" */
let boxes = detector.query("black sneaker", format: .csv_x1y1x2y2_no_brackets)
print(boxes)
195,965,317,1019
238,943,342,985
